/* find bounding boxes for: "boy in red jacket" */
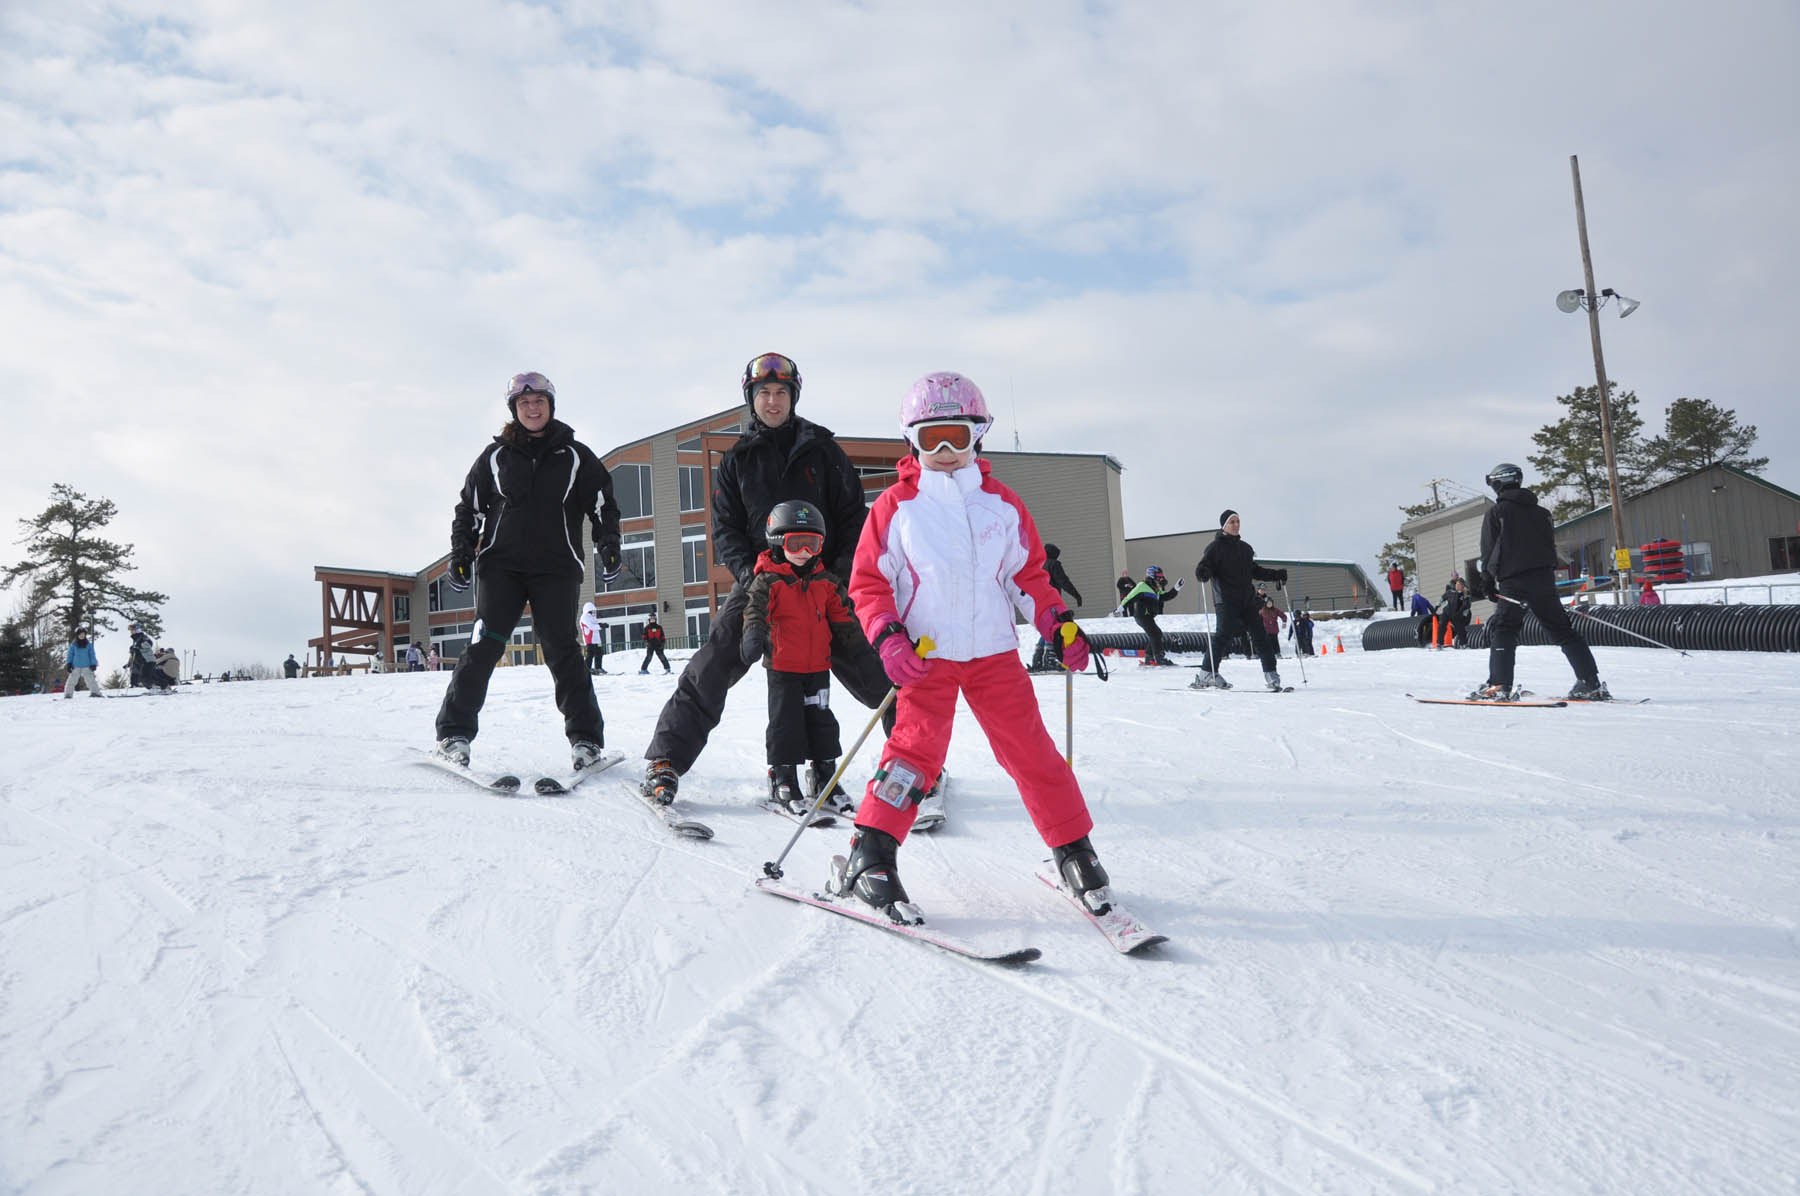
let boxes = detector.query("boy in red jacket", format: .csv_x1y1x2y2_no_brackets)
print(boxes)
739,500,858,817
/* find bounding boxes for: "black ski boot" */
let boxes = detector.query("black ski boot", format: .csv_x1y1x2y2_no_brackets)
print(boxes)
643,759,679,805
806,759,854,815
436,737,471,767
1567,678,1611,701
1052,835,1113,915
767,764,808,815
833,827,921,924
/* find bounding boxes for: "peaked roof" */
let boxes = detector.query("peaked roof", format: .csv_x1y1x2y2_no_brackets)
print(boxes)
1554,463,1800,531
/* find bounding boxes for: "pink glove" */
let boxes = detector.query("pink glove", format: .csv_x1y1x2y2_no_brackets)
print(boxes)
873,620,931,686
1034,605,1090,672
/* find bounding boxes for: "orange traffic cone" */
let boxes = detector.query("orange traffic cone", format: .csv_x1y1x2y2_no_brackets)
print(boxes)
1335,636,1345,653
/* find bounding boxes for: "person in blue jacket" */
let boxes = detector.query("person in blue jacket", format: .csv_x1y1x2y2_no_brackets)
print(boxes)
65,627,103,698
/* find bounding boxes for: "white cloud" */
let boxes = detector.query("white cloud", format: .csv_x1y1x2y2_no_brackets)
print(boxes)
1,0,1795,667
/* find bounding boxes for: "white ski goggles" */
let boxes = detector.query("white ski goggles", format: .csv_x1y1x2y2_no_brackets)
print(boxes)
910,419,979,454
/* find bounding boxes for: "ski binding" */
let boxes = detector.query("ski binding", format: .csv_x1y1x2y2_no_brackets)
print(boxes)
1035,866,1168,954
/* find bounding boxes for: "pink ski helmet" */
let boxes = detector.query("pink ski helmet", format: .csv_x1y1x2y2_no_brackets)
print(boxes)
899,371,993,450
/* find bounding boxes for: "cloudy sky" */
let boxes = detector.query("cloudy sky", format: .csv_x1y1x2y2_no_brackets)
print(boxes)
3,1,1796,669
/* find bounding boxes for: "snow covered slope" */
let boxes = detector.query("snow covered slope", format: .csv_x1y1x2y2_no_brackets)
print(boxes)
4,641,1797,1194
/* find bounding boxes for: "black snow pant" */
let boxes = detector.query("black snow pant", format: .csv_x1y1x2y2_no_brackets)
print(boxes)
766,668,842,766
435,566,602,746
1132,611,1170,663
1485,567,1598,690
1203,600,1277,674
645,580,895,774
586,643,606,673
1295,629,1314,656
641,643,670,672
1391,589,1404,610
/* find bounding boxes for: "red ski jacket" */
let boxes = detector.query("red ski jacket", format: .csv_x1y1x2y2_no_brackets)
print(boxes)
744,551,855,673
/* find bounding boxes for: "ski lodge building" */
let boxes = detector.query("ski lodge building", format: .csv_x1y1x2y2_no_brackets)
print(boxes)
310,407,1127,667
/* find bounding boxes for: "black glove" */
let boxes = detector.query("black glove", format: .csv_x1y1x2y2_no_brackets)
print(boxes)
448,557,473,592
1195,563,1213,583
599,545,622,582
1477,572,1498,601
738,628,769,665
1273,568,1288,584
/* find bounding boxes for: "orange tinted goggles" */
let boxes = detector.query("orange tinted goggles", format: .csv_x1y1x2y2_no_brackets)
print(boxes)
781,531,824,554
913,420,976,453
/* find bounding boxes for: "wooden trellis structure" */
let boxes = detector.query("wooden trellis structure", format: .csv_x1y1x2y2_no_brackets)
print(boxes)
310,567,414,666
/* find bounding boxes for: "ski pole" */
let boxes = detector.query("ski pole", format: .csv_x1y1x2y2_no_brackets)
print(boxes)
1494,592,1690,657
1199,578,1218,675
1565,600,1690,656
1281,581,1308,686
761,636,933,881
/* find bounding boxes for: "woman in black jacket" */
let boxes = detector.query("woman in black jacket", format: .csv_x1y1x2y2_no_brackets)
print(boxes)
434,372,622,771
1190,509,1288,691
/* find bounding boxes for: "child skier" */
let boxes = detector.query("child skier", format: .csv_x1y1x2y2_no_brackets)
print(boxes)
1119,566,1182,666
739,500,858,817
833,371,1110,925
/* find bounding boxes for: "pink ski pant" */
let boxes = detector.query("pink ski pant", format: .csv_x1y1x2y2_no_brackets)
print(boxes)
852,652,1093,848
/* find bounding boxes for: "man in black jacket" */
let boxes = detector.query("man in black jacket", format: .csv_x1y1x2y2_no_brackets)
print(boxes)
1029,543,1085,671
1472,463,1608,700
1189,509,1288,691
434,372,623,769
642,353,893,802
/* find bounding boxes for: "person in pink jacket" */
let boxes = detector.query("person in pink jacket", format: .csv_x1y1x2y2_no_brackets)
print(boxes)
830,371,1113,925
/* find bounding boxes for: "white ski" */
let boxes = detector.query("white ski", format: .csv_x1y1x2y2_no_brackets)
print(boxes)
413,748,522,793
755,875,1040,964
533,748,627,794
1035,866,1168,954
618,778,714,840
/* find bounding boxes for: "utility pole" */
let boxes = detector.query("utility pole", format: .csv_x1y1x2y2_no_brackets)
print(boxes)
1569,155,1631,594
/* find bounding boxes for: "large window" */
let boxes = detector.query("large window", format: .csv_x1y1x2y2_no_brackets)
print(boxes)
1685,541,1714,578
681,530,708,584
430,575,475,612
685,597,712,645
612,463,654,520
679,465,706,513
601,531,655,593
1771,536,1800,571
677,433,704,452
393,594,410,623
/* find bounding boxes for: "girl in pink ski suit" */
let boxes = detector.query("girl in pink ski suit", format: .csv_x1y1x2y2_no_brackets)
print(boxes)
833,371,1112,923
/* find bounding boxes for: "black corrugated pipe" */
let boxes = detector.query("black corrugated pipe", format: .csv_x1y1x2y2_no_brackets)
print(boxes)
1460,604,1800,653
1361,617,1429,652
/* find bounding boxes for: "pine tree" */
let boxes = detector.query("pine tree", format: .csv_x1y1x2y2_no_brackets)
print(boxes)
1526,383,1651,524
1377,498,1447,583
2,484,169,640
1644,397,1768,479
0,621,35,694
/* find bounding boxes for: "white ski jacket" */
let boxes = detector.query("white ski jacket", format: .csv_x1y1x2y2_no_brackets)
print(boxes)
850,456,1064,662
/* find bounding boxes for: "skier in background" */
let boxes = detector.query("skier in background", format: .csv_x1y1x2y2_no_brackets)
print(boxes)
1437,577,1472,647
1387,563,1406,610
1191,509,1288,691
580,602,608,674
433,371,622,770
1471,463,1609,701
1289,607,1316,657
1258,594,1288,657
739,500,857,817
1119,565,1181,666
127,622,153,688
639,617,670,674
1029,542,1086,671
65,628,102,698
833,371,1113,925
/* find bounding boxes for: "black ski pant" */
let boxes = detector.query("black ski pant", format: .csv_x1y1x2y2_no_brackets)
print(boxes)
435,567,603,746
1132,611,1170,663
1485,567,1598,690
1391,589,1404,610
766,668,841,766
586,643,606,673
1202,600,1277,674
641,643,670,672
645,580,895,774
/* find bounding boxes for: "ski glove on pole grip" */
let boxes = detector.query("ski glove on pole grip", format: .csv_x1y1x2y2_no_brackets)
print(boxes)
871,619,932,686
1034,606,1090,672
448,558,473,592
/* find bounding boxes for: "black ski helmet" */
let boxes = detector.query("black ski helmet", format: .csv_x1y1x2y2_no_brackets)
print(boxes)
765,498,825,549
742,352,802,410
1485,462,1524,494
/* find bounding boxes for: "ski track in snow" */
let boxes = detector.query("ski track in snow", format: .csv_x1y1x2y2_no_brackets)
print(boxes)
3,638,1799,1194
